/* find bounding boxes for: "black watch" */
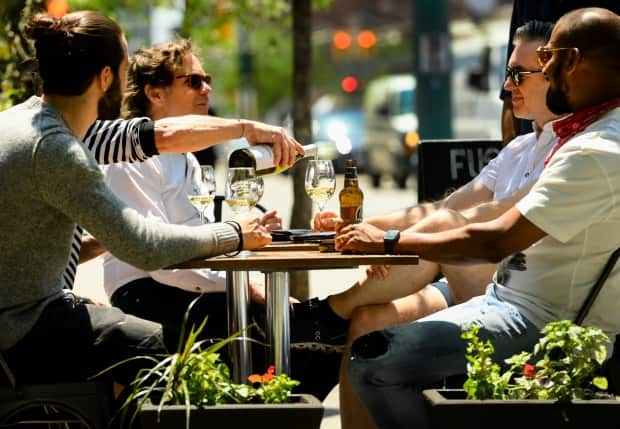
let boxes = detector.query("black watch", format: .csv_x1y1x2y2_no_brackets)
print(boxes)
384,229,400,254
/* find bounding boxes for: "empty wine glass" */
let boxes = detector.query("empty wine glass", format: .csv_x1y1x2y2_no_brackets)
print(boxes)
188,164,216,224
305,160,336,224
225,167,259,218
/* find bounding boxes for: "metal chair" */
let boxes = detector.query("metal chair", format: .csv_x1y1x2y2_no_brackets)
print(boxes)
416,139,503,203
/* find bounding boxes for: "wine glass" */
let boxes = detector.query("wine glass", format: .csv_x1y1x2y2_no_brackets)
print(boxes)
188,165,216,224
305,159,336,226
225,167,259,218
255,176,265,206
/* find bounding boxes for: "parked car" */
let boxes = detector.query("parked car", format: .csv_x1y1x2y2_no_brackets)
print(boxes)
312,93,366,173
363,74,417,189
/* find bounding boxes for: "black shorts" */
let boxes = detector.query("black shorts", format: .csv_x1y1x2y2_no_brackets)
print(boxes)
430,280,455,307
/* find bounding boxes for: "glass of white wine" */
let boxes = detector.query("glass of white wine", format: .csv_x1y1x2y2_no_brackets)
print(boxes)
305,159,336,221
188,165,216,224
255,176,265,206
225,167,259,218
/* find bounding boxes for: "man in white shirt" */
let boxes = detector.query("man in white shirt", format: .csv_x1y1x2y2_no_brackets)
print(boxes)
339,8,620,428
301,20,560,349
102,40,281,340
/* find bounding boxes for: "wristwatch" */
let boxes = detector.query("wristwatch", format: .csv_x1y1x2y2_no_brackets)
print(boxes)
384,229,400,254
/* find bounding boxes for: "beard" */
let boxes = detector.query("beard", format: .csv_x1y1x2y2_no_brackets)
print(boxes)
97,74,122,120
545,66,572,115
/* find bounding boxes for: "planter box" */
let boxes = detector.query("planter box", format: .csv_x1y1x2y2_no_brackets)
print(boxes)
423,389,620,429
140,394,323,429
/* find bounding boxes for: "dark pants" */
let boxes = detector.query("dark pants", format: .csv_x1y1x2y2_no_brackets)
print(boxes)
3,293,169,386
110,277,340,401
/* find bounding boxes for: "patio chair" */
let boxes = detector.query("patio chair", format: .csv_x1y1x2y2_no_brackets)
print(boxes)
416,139,503,203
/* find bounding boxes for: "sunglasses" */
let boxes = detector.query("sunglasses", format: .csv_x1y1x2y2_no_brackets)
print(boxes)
535,46,577,67
175,73,212,90
505,66,542,86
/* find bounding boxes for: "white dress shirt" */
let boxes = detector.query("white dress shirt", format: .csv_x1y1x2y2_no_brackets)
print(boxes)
101,153,225,298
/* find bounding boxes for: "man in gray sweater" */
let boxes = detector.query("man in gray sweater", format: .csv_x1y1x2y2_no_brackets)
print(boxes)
0,11,286,385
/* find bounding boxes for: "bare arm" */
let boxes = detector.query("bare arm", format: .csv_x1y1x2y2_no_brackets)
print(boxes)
153,116,304,167
459,184,532,224
364,179,494,230
336,207,546,266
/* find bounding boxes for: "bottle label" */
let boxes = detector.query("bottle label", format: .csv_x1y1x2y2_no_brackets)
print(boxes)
251,145,274,171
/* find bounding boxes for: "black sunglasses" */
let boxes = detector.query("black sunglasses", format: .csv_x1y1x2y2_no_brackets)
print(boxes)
505,66,542,87
175,73,212,90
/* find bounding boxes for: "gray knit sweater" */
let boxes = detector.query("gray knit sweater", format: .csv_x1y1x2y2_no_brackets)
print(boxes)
0,97,239,350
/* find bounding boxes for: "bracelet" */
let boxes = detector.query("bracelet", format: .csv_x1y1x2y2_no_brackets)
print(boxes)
224,220,243,256
237,119,246,139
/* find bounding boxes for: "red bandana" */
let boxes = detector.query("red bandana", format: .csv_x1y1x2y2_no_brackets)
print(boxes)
544,97,620,167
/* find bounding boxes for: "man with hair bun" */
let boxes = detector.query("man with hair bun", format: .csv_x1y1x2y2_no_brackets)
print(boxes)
0,10,272,387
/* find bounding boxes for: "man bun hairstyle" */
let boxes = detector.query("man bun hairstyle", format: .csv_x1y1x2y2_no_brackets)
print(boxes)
24,11,124,96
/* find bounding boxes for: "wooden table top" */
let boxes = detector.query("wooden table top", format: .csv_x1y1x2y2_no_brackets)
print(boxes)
171,244,419,271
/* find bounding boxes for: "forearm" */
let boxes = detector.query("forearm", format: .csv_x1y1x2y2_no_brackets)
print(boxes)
395,223,514,266
153,115,244,153
366,202,440,230
460,185,531,224
394,208,544,266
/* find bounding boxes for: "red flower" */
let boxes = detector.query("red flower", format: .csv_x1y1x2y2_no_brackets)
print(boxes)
523,363,536,379
248,365,277,384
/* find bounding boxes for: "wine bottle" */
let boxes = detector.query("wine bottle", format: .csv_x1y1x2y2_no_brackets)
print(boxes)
339,159,364,225
228,143,318,176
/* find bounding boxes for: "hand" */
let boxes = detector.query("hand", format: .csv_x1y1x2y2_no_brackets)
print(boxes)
312,210,340,231
238,216,272,250
242,120,304,168
259,210,282,232
366,265,390,280
335,222,386,254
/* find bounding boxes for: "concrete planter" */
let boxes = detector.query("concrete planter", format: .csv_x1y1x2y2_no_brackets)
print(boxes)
423,389,620,429
140,393,323,429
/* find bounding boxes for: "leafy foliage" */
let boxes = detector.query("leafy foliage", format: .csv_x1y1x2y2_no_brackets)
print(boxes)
95,300,299,429
463,320,612,401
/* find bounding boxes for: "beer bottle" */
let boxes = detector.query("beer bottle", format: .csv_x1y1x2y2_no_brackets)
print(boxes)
228,144,318,176
339,159,364,225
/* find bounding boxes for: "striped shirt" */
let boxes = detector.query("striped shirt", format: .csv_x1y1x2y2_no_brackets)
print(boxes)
63,117,158,288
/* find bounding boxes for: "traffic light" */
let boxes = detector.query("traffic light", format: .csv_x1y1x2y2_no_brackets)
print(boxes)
331,30,377,60
341,76,359,93
47,0,68,17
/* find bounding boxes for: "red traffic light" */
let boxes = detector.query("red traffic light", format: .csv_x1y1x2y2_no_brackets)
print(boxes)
341,76,359,93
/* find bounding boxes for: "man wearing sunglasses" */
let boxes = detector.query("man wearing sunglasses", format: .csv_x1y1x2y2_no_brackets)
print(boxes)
501,0,620,146
339,8,619,429
303,20,566,429
99,39,340,400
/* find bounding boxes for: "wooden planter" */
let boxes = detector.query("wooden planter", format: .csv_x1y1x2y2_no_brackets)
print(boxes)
423,389,620,429
140,394,323,429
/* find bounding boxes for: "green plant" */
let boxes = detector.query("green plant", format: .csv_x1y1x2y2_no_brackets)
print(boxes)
463,320,611,401
97,301,300,429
